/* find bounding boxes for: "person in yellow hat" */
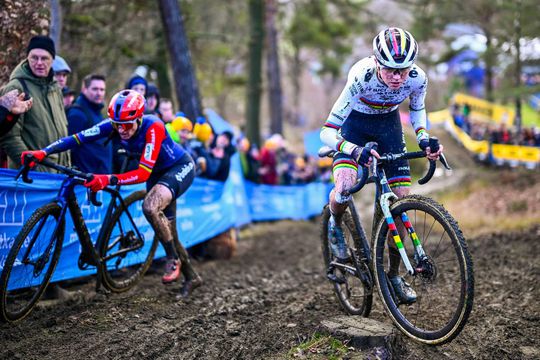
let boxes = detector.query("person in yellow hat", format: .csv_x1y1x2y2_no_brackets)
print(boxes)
193,122,213,146
171,115,193,145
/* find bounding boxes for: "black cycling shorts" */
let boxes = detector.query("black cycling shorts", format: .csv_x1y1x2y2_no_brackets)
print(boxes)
146,153,196,199
335,109,411,187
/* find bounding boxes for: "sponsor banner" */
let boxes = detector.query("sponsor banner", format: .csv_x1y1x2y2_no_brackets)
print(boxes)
245,181,331,221
452,92,515,125
0,154,330,285
445,119,539,167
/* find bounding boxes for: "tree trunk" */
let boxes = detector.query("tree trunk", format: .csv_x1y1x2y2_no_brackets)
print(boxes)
291,46,301,126
514,0,522,132
483,29,494,102
265,0,283,135
246,0,265,147
49,0,62,49
158,0,203,122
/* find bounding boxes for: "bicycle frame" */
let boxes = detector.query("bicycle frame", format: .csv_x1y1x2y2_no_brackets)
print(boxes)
25,169,145,291
370,157,429,276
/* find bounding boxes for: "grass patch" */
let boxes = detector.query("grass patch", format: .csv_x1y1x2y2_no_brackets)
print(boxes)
287,332,351,359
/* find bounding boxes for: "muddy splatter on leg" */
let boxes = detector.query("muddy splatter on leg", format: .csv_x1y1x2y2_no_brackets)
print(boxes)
143,184,177,259
329,166,357,224
165,201,199,280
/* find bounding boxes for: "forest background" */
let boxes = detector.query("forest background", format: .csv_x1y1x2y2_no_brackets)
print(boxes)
0,0,538,147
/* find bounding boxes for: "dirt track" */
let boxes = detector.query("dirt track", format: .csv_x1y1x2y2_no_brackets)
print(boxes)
0,216,538,359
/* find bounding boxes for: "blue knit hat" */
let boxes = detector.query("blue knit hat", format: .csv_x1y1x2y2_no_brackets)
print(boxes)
126,75,147,90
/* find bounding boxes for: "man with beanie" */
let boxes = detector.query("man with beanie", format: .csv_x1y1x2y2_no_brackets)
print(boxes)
0,35,70,172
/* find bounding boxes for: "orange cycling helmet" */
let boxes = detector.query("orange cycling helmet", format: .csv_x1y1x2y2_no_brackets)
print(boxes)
108,89,145,122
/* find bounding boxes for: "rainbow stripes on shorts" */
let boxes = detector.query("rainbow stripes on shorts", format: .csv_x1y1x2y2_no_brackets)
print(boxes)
388,176,411,188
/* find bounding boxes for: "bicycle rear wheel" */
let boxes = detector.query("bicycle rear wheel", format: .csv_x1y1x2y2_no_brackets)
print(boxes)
0,203,65,323
372,194,474,345
99,190,158,292
321,205,372,316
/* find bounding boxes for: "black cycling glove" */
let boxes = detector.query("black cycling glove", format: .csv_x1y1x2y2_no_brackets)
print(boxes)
351,146,372,167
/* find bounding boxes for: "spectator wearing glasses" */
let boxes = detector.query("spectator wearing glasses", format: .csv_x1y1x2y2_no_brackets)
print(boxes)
0,35,70,172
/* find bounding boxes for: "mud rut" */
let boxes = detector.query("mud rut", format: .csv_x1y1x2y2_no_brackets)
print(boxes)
0,217,538,360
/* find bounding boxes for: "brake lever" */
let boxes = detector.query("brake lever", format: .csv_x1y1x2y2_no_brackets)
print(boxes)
16,154,37,183
16,165,33,183
439,153,451,170
87,188,102,207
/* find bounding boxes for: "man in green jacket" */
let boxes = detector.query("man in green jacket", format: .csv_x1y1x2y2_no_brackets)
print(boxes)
0,35,70,172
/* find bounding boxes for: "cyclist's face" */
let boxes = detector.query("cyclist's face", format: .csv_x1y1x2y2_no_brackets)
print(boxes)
114,120,139,139
377,65,411,90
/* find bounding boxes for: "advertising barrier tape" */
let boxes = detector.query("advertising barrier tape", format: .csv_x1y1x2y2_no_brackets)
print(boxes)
444,118,539,168
452,92,515,125
0,154,331,284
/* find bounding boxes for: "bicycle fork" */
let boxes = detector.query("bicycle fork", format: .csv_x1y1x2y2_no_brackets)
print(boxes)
380,193,427,276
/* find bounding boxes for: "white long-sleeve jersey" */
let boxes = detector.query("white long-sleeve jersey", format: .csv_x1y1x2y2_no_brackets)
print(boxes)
320,56,428,154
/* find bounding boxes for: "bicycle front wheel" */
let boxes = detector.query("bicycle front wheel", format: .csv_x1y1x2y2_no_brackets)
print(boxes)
0,203,65,323
321,205,372,316
99,190,158,292
372,194,474,345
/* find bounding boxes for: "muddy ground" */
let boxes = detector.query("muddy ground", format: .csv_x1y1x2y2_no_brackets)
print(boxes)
0,218,538,359
1,131,539,359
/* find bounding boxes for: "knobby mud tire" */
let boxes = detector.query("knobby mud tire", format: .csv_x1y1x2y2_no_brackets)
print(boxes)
99,190,158,292
372,194,474,345
321,205,372,317
0,203,64,323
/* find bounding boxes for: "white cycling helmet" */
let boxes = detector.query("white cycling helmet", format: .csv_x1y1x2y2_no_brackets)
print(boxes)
373,27,418,69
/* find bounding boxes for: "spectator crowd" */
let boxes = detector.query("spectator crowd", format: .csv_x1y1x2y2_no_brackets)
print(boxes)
0,35,333,187
451,103,540,147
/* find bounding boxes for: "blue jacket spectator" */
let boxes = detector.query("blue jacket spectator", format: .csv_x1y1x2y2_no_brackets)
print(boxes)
67,74,112,173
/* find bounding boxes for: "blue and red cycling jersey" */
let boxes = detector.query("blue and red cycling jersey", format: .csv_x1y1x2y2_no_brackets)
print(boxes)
43,115,187,185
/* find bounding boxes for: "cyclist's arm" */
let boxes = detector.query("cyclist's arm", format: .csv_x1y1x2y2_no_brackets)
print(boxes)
409,71,429,143
320,71,359,155
114,122,165,185
42,120,113,155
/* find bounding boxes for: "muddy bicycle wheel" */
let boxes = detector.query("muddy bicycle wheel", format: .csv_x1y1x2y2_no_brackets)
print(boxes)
0,203,65,323
321,206,372,316
372,194,474,345
99,190,158,292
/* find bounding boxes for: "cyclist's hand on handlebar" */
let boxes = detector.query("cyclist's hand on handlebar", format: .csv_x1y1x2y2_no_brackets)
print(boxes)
351,144,380,167
419,139,444,161
20,150,46,167
84,174,110,192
